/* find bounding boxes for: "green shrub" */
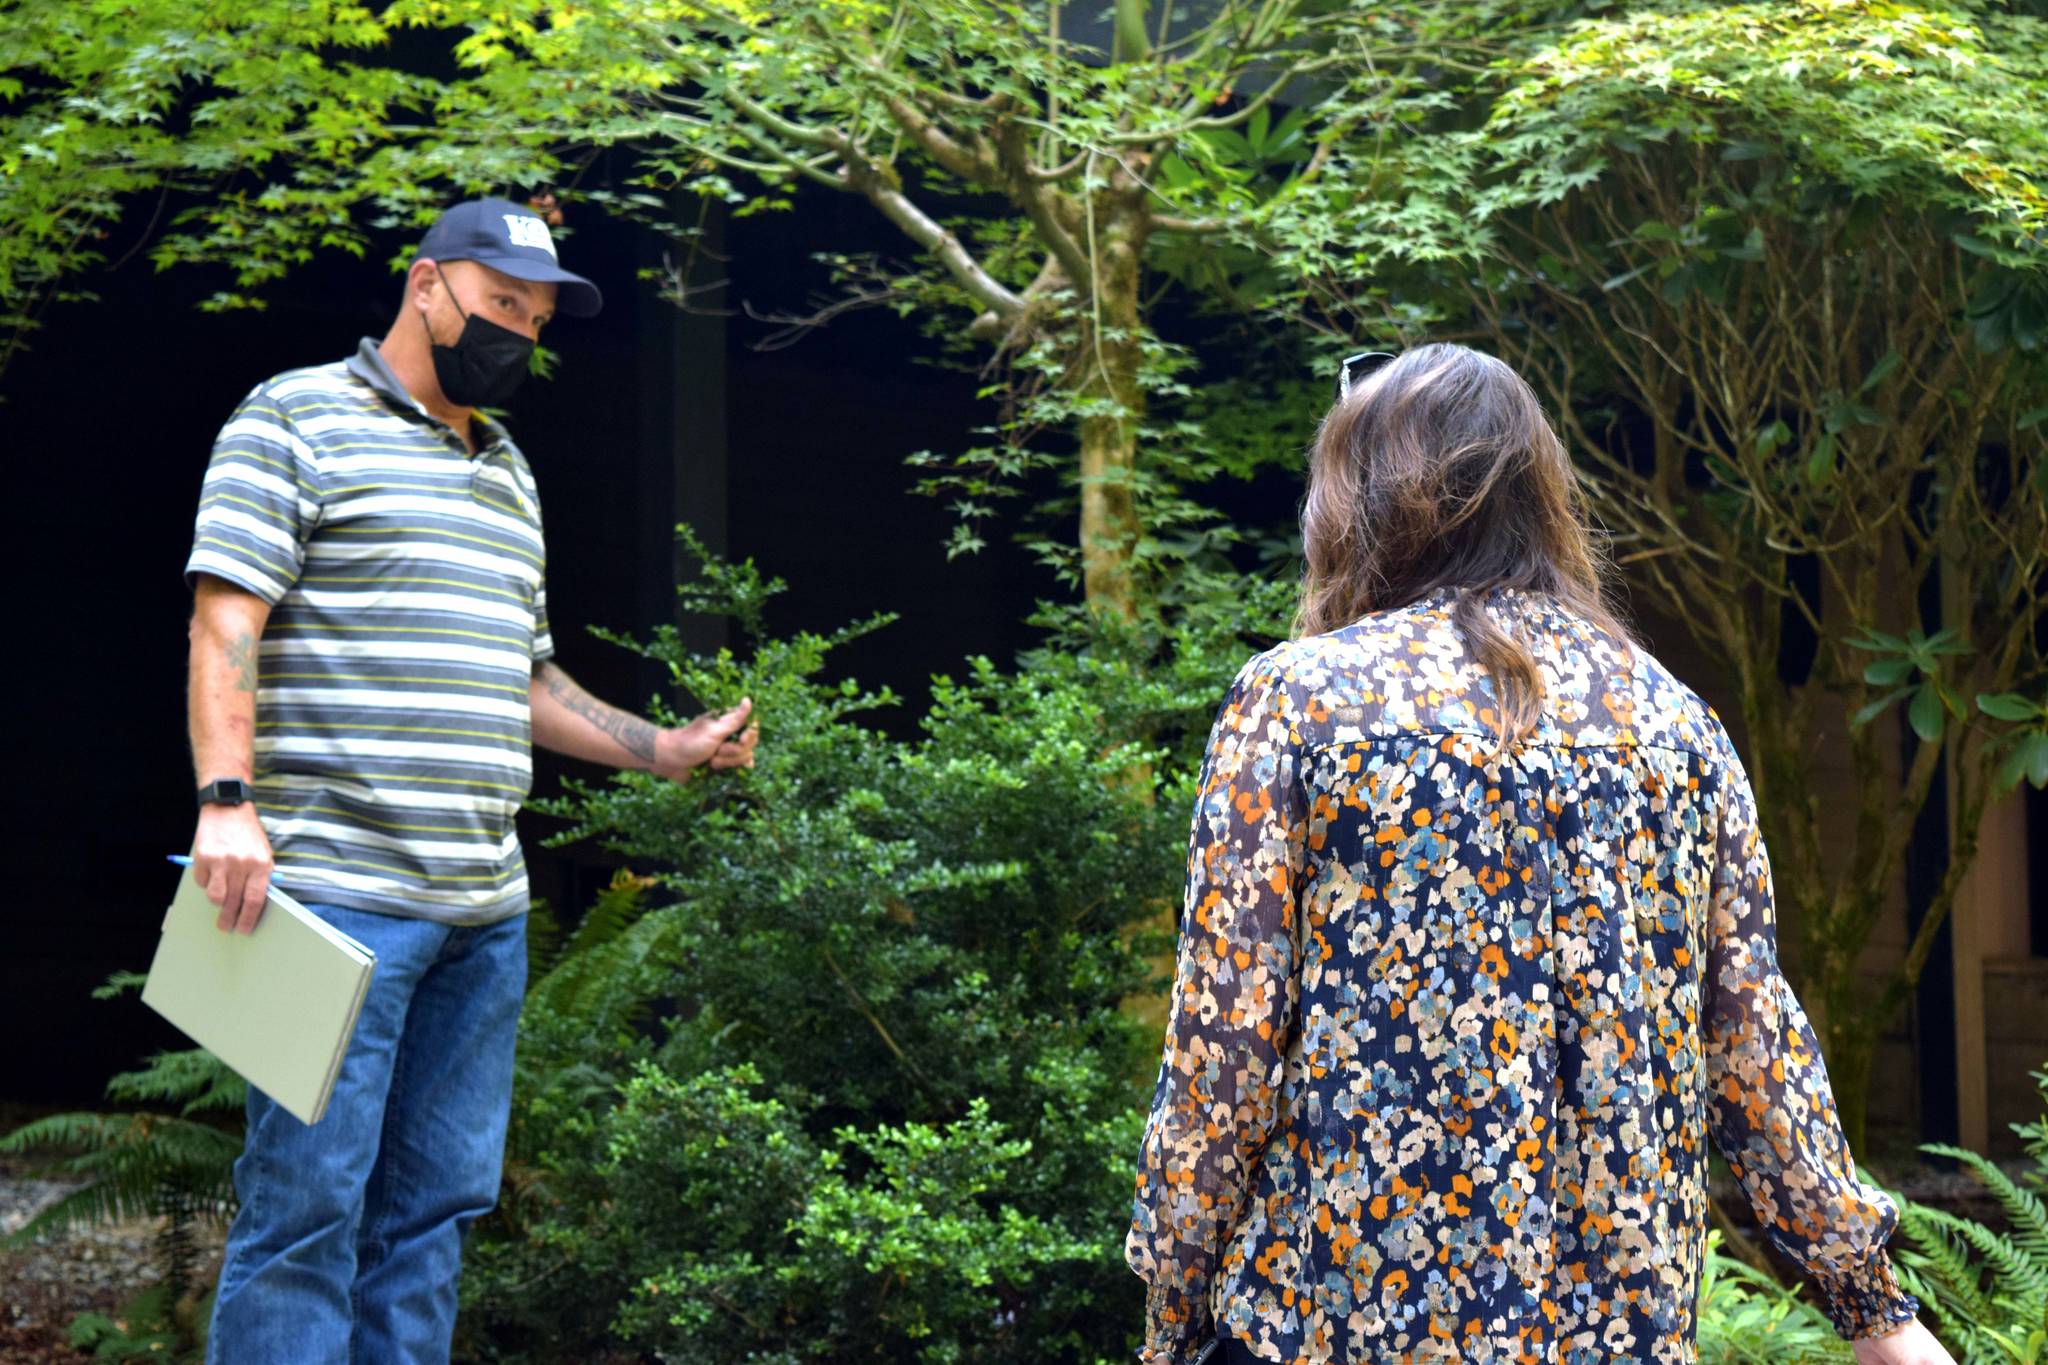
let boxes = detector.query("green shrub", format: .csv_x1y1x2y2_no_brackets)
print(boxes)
457,538,1239,1363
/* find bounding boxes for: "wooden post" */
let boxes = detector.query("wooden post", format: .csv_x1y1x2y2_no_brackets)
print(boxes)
637,201,730,671
1950,784,2033,1153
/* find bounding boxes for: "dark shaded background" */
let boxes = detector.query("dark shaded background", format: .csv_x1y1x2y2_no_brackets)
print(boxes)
0,191,1096,1105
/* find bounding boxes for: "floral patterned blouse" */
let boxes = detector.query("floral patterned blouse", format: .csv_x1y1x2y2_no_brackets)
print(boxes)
1126,588,1919,1363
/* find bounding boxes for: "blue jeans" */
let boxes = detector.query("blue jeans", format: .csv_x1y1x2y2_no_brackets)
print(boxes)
207,903,527,1365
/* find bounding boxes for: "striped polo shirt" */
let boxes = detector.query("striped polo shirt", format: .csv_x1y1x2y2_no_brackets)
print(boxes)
185,338,552,925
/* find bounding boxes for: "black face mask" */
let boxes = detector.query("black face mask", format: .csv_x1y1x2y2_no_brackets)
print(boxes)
423,263,535,408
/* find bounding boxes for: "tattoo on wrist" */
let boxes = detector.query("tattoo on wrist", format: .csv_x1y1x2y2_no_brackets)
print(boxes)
225,632,259,694
540,663,658,764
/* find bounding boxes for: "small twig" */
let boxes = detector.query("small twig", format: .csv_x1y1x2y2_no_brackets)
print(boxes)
821,945,935,1092
742,282,910,351
104,182,174,273
706,1285,770,1335
654,251,735,319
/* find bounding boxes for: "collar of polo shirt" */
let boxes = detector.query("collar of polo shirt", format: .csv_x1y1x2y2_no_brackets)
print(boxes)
346,337,508,453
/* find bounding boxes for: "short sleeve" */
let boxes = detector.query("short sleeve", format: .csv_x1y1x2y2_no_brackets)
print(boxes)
184,383,321,603
532,578,555,663
1703,746,1921,1340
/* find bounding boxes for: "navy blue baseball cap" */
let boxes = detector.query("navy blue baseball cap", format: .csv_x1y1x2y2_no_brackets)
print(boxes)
416,197,602,317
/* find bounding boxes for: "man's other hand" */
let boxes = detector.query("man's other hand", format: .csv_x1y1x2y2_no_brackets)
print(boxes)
653,698,758,782
193,802,275,934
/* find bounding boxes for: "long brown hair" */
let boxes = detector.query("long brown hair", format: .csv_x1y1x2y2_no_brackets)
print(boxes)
1294,342,1628,744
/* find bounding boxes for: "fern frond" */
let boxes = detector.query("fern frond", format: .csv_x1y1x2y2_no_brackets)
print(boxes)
6,1169,214,1247
1946,1217,2048,1310
1918,1141,2048,1264
525,897,562,978
1896,1205,2001,1333
2012,1068,2047,1157
529,900,681,1030
103,1049,246,1116
560,869,654,962
0,1113,239,1247
90,971,149,1000
1,1112,117,1155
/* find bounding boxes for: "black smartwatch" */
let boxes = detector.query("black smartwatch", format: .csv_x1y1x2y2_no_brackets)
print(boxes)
196,778,250,809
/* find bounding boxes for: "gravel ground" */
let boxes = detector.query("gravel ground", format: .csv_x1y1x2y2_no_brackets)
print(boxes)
0,1157,226,1364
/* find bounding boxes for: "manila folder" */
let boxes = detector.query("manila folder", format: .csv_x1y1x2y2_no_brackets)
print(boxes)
142,870,376,1126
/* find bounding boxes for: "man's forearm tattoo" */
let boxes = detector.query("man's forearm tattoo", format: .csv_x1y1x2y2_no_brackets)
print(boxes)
225,632,259,694
538,663,658,764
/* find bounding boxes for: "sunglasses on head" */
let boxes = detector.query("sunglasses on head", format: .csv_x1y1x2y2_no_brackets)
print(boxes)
1336,350,1397,402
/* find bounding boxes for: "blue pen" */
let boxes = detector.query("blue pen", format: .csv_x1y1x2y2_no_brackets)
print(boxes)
168,855,193,867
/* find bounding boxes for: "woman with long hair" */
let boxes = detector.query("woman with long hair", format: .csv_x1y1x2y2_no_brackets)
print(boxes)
1125,344,1953,1364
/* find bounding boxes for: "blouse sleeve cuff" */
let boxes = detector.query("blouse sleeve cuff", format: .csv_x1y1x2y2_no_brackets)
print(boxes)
1807,1247,1921,1341
1138,1281,1211,1364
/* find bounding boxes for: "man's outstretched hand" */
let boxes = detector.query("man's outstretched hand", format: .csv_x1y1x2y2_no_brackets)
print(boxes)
652,698,759,782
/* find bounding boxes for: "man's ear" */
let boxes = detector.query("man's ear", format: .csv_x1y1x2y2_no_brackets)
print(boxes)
405,256,441,313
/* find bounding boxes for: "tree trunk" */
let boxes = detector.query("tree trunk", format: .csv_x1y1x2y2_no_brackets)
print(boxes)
1822,1017,1877,1155
1083,193,1169,1047
1075,197,1145,623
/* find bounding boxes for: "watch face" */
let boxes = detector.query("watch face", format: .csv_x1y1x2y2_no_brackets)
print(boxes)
202,779,247,805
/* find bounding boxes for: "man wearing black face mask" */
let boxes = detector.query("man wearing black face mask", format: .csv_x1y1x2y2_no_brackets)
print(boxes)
181,197,761,1363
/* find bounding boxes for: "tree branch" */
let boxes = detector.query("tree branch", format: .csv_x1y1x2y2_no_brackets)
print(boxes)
1150,213,1230,234
880,91,1000,184
1028,149,1091,183
657,40,1027,323
838,151,1026,319
990,122,1093,289
1114,0,1152,61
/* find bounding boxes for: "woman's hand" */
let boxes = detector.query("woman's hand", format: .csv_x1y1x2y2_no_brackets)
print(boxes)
1852,1318,1956,1365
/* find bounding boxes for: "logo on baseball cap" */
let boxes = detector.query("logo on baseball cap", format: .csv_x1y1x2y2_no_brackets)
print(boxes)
417,197,603,317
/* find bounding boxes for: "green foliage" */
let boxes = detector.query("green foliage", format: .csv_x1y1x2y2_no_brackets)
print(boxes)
0,0,1436,629
1694,1068,2048,1365
1845,626,1973,743
458,532,1237,1362
1273,0,2048,278
67,1291,179,1362
1695,1231,1854,1364
64,1281,212,1363
0,0,454,372
1890,1067,2048,1363
15,5,2048,1359
593,1069,1099,1360
1976,691,2048,792
0,0,1364,332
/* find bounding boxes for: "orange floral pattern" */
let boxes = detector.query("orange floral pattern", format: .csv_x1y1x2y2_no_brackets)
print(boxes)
1126,589,1918,1363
